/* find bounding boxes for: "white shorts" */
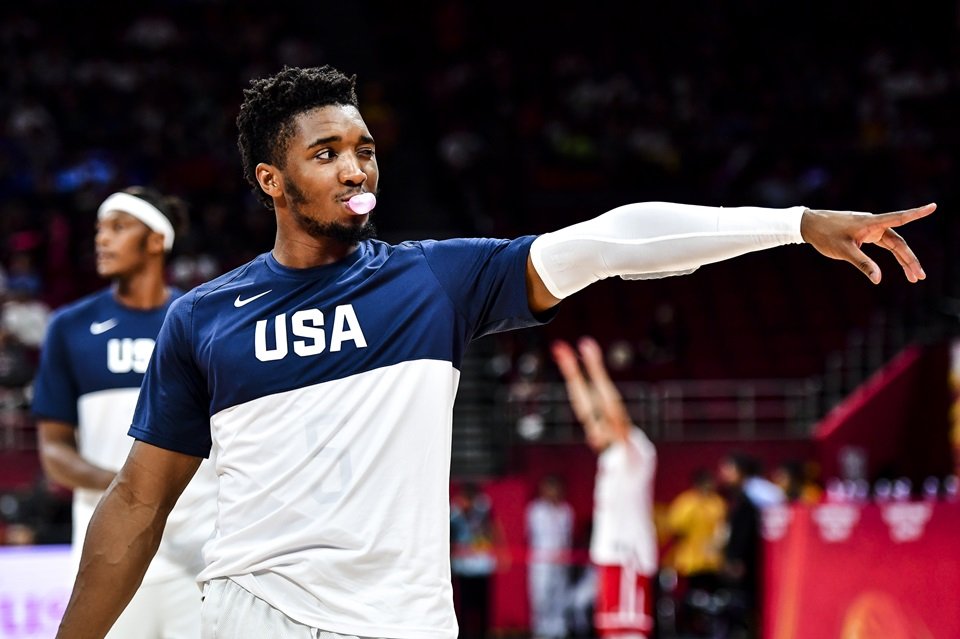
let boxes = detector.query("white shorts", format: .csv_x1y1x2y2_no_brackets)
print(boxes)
201,578,383,639
107,573,202,639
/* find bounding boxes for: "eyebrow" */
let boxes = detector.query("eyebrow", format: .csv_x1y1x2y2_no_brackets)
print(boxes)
305,134,376,149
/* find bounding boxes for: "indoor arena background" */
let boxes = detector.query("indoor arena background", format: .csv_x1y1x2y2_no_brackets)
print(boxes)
1,2,959,638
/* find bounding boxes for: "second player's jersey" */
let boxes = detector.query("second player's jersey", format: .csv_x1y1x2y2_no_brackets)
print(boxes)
131,237,550,639
32,288,218,582
590,427,658,574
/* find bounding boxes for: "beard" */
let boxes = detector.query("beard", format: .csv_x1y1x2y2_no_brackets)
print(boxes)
286,176,378,244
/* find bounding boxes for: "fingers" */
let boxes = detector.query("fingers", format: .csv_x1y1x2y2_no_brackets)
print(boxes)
551,340,598,426
872,202,936,228
845,242,882,284
877,228,926,283
846,202,933,283
577,337,632,431
577,337,613,386
553,338,630,436
551,340,581,380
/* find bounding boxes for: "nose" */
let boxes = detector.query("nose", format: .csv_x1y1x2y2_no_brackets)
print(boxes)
338,154,367,187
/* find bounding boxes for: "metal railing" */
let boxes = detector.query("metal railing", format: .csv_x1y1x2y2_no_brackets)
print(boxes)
497,377,822,444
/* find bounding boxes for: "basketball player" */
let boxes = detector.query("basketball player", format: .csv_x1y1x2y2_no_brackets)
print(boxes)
553,337,657,639
53,66,934,639
33,187,217,638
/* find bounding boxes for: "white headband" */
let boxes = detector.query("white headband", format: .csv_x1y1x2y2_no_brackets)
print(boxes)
97,192,175,251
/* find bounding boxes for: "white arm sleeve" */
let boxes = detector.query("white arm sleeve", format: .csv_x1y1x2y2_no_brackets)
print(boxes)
529,201,806,299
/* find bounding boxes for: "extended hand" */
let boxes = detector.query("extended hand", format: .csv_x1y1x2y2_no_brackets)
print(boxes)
800,203,935,284
551,337,631,444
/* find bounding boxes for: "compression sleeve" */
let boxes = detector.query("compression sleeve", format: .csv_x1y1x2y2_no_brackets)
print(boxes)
528,201,806,299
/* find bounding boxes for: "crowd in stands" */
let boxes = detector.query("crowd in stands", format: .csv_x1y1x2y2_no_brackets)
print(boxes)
1,1,957,305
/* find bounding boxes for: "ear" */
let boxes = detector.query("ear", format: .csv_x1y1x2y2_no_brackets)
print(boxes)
146,230,167,256
256,163,283,199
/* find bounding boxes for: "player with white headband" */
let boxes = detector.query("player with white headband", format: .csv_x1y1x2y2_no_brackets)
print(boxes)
33,186,218,639
97,190,178,252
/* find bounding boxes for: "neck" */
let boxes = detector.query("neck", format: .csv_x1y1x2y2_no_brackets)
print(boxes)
112,264,169,310
272,212,361,269
272,235,359,269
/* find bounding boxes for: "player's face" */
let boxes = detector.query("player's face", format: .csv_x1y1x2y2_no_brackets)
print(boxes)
279,105,379,243
95,211,153,278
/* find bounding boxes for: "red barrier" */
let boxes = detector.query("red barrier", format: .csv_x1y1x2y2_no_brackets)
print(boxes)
814,343,952,484
762,500,960,639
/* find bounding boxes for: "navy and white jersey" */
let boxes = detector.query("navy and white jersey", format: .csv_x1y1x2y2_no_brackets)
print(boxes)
32,288,218,583
131,237,551,639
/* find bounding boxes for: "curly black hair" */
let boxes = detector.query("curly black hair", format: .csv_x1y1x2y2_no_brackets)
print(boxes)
237,65,359,210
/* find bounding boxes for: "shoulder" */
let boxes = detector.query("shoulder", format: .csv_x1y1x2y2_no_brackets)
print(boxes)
46,288,114,332
627,426,656,457
191,255,268,303
417,236,535,254
167,286,187,302
416,236,536,280
165,254,271,321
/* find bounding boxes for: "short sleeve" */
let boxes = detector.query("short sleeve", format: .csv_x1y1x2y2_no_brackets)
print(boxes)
420,236,556,339
128,293,211,457
31,312,79,424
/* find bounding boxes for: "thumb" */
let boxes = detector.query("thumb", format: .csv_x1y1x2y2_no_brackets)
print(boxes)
846,243,881,284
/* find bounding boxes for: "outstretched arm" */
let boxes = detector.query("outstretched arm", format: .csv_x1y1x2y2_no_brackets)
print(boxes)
56,441,201,639
526,202,935,313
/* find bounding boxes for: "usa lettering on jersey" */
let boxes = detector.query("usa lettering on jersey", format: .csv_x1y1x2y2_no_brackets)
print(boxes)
255,303,367,362
107,338,156,374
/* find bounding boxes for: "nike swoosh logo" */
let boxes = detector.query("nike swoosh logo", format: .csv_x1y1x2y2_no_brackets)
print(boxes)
234,290,273,308
90,319,118,335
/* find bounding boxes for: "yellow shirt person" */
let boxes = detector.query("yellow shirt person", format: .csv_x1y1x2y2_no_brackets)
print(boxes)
665,471,726,577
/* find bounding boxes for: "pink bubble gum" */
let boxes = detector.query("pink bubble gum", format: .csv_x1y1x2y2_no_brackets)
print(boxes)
346,192,377,215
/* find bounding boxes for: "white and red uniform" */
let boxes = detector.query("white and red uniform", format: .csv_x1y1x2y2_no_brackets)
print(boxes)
590,427,657,638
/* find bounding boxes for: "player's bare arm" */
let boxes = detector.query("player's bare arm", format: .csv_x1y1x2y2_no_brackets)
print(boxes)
37,420,115,490
56,442,201,639
525,202,936,314
526,254,562,314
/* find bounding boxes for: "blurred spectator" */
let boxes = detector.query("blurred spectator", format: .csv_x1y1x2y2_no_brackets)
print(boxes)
716,453,762,638
0,327,34,388
450,482,504,639
526,474,574,639
6,249,42,299
0,474,70,545
771,460,824,504
720,453,785,509
665,468,727,636
1,284,51,348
